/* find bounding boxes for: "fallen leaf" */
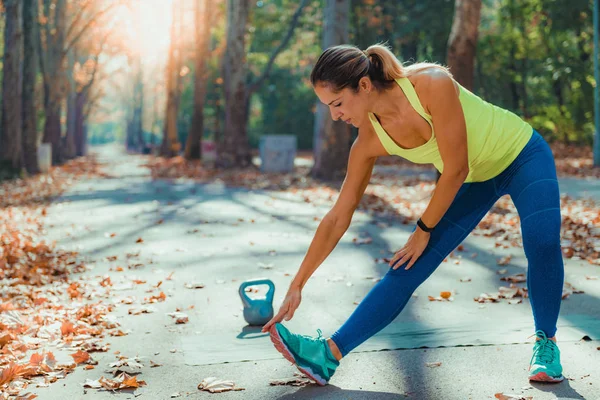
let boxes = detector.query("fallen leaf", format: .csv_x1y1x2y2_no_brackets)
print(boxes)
353,237,373,245
184,282,205,289
128,306,156,315
270,373,313,386
167,311,189,324
500,273,526,283
61,321,76,336
107,357,144,375
497,255,512,265
425,362,442,368
198,377,245,393
71,350,90,365
494,394,532,400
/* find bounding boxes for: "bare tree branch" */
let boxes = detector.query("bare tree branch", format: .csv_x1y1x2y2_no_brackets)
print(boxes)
81,28,112,95
247,0,308,95
84,88,104,118
64,0,94,43
64,0,120,55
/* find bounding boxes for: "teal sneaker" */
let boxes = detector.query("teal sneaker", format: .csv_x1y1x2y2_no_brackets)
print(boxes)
269,323,340,386
528,330,564,383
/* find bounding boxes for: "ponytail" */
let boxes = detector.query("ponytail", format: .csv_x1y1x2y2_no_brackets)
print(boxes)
310,42,452,93
366,42,452,79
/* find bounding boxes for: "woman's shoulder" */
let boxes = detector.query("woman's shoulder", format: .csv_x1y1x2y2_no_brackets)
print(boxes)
407,68,460,105
408,68,457,90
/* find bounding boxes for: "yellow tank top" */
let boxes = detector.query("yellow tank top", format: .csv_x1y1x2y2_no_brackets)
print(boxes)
368,77,533,182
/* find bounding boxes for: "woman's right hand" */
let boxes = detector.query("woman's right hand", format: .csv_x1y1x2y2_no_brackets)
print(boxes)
261,285,302,333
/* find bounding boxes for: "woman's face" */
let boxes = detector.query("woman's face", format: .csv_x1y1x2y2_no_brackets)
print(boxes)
313,78,371,128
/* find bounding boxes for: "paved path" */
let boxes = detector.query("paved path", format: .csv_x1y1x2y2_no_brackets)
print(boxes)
26,145,600,399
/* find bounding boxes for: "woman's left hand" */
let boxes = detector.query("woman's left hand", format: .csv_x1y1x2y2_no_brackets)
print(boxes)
389,228,431,270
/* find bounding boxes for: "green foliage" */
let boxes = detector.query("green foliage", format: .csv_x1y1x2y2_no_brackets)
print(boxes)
89,122,122,145
246,0,323,149
475,0,594,144
113,0,598,151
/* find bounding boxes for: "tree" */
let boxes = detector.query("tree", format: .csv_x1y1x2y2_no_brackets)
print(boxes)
185,0,212,160
160,0,185,157
447,0,482,91
38,0,119,165
22,0,40,175
311,0,351,180
219,0,308,168
219,0,252,167
0,0,24,175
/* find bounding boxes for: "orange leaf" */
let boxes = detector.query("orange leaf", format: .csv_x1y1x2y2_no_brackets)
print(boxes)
71,350,90,364
61,321,76,336
0,363,25,386
29,352,45,366
122,375,141,388
0,333,14,347
46,352,57,368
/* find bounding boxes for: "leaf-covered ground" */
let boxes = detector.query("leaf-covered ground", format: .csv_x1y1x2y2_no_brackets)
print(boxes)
1,143,598,398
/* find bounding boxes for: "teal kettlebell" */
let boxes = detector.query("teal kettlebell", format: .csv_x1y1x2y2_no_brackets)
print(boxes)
238,278,275,326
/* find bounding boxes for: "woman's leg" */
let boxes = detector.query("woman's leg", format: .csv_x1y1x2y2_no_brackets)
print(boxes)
501,131,564,339
329,179,502,358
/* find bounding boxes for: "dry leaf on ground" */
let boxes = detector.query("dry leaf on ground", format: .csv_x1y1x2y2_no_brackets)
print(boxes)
198,377,245,393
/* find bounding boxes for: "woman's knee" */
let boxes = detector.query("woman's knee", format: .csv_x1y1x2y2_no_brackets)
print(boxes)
522,218,562,258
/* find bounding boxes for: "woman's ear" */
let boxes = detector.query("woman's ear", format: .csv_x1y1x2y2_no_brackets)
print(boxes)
359,76,372,94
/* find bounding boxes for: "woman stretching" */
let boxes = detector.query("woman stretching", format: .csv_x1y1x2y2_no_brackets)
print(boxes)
261,43,564,386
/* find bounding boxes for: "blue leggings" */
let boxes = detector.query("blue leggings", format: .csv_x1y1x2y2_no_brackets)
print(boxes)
330,130,564,357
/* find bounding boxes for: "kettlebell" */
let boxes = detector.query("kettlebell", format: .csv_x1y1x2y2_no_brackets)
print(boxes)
238,278,275,326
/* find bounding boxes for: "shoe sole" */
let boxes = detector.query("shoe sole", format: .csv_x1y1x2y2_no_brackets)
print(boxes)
268,324,328,386
529,371,564,383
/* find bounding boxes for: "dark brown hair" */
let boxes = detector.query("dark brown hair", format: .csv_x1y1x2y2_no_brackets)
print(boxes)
310,43,451,93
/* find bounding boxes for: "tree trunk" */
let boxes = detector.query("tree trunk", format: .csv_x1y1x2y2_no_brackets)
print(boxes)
219,0,252,168
446,0,482,91
75,89,86,156
132,54,145,151
0,0,24,174
185,0,212,160
311,0,351,181
40,0,67,165
160,0,183,157
65,50,78,159
82,123,88,156
44,103,62,164
22,0,40,175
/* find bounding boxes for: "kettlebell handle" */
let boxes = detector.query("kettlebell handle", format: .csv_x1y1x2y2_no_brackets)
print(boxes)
238,278,275,305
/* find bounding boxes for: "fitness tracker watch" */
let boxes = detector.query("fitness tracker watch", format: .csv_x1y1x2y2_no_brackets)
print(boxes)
417,218,435,233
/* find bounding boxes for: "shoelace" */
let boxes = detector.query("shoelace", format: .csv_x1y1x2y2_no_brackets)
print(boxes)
529,330,556,365
297,328,324,342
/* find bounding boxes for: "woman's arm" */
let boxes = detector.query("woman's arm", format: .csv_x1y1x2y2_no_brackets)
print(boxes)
289,135,376,290
390,70,469,270
418,69,469,229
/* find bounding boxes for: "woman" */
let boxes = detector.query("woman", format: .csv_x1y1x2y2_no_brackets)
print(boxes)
261,43,564,386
